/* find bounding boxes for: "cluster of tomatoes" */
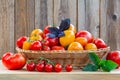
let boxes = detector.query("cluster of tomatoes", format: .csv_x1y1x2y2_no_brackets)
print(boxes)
16,24,107,51
26,58,72,72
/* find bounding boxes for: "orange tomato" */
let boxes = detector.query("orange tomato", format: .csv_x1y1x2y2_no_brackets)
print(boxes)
85,43,97,50
68,24,76,33
75,37,88,46
68,42,83,50
59,30,75,47
30,29,43,37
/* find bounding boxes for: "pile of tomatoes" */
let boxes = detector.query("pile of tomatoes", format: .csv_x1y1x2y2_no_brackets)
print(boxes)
16,24,107,51
26,58,72,72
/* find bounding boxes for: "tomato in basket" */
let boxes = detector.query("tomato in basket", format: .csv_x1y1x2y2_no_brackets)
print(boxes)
16,36,27,48
30,41,42,50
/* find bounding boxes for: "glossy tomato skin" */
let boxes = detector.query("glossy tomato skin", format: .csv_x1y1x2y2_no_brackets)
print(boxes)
45,37,59,47
106,51,120,67
54,63,62,72
43,46,51,51
65,64,73,72
41,39,50,46
16,36,27,48
30,41,42,50
45,64,53,72
2,52,26,70
52,46,65,50
43,25,51,34
75,30,93,43
36,63,45,72
94,38,107,49
26,62,36,71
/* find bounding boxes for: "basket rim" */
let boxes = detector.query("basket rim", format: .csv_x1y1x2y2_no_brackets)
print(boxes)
16,47,110,54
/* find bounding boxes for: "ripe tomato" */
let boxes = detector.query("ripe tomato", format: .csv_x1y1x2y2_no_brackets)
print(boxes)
94,38,107,49
43,25,51,34
26,62,36,71
36,63,45,72
75,30,93,43
59,30,75,47
16,36,27,48
2,52,26,70
65,64,73,72
41,39,50,46
45,64,53,72
106,51,120,67
85,43,97,50
75,37,88,46
43,46,51,51
45,37,59,47
67,42,83,50
54,63,62,72
52,46,65,50
30,41,42,50
30,29,43,37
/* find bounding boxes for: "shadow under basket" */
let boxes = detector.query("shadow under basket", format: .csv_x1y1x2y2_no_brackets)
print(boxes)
16,47,110,69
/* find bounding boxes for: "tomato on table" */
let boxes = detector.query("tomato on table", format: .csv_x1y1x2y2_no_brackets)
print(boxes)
26,62,36,71
54,63,62,72
2,52,26,70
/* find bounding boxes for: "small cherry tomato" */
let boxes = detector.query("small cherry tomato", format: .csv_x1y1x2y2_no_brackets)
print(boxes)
43,46,51,51
94,38,107,49
41,39,50,46
36,63,45,72
30,41,42,50
54,63,62,72
65,64,73,72
26,62,36,71
45,64,53,72
52,46,65,50
16,36,27,48
43,25,51,34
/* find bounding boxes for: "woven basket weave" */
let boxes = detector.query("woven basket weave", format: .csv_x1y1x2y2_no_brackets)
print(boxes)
16,47,110,69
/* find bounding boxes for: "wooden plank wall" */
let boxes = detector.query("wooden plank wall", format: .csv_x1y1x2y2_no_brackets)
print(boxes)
0,0,120,56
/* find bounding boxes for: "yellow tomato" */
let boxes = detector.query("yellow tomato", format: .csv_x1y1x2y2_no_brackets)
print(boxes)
75,37,88,46
67,24,76,33
68,42,83,50
85,43,97,50
30,29,43,37
22,41,31,50
59,30,75,47
30,35,42,41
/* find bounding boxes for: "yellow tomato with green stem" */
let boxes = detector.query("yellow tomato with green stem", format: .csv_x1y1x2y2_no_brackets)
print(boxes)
59,30,75,47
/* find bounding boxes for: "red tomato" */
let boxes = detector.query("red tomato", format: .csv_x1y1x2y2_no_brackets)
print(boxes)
94,38,107,49
45,64,53,72
52,46,65,50
2,52,26,70
54,63,62,72
106,51,120,67
36,63,45,72
43,25,51,34
75,30,93,43
16,36,27,48
26,62,36,71
43,46,51,51
30,41,42,50
41,39,50,46
45,37,59,47
65,64,73,72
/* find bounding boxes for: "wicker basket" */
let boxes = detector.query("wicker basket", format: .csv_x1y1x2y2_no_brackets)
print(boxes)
16,47,110,69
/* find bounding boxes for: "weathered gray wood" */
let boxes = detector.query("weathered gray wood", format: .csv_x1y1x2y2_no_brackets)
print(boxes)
100,0,120,50
85,0,100,38
54,0,77,27
26,0,35,36
0,0,14,56
78,0,86,30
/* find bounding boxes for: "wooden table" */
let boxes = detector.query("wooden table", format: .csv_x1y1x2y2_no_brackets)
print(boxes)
0,61,120,80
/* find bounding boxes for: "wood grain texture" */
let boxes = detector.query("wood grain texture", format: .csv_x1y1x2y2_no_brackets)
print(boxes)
0,0,14,56
100,0,120,50
54,0,77,27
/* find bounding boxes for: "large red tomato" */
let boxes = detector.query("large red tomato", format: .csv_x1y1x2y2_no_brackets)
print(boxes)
16,36,27,48
2,52,26,70
30,41,42,50
106,51,120,67
75,30,93,43
94,38,107,49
